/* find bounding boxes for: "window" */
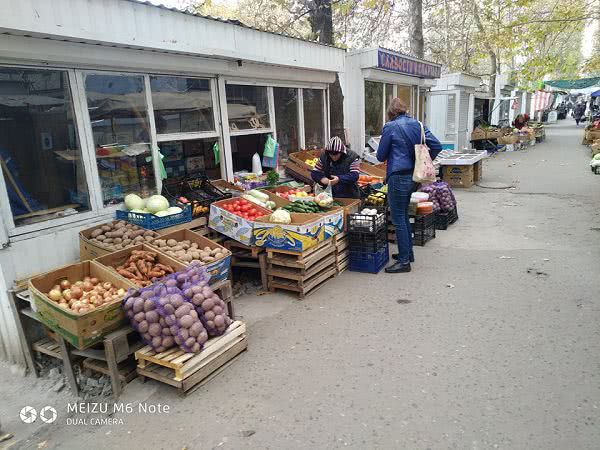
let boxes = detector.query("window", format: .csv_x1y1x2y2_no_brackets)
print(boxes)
84,73,155,205
385,83,394,111
226,84,270,132
0,68,90,227
159,138,220,180
365,81,384,140
273,87,299,161
150,76,214,134
230,134,269,173
303,88,325,149
397,85,412,114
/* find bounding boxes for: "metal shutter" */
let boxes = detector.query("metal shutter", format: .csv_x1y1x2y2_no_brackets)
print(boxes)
446,94,456,135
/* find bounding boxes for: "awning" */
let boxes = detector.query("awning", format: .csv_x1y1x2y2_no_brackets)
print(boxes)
544,77,600,90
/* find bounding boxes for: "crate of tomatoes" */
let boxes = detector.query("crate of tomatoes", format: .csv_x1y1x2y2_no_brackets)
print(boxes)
208,198,271,245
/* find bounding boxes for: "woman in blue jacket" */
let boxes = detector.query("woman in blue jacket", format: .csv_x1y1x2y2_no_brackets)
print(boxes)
377,98,442,273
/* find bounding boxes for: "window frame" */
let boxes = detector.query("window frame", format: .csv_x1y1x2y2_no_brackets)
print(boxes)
0,66,101,237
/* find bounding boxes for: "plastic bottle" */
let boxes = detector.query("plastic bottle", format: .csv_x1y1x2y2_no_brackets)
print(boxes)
251,153,263,175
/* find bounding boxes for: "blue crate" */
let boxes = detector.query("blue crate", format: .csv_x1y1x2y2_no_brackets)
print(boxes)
348,246,389,273
115,204,192,230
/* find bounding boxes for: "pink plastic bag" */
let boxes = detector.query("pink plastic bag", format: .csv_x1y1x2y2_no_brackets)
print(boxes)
413,122,436,184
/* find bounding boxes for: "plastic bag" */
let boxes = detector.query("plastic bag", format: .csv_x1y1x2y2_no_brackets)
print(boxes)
314,182,334,207
262,135,279,168
413,122,436,184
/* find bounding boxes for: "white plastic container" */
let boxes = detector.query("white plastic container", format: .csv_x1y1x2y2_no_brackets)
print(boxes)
251,153,263,176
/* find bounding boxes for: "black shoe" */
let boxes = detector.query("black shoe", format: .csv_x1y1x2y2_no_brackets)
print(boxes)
385,262,411,273
392,253,415,262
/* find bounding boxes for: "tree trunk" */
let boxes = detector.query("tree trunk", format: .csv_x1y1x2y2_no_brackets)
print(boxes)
408,0,425,59
308,0,345,142
473,4,497,114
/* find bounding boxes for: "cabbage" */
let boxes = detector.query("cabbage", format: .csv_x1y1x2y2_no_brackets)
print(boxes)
124,194,145,211
146,195,170,213
154,210,170,217
166,206,183,215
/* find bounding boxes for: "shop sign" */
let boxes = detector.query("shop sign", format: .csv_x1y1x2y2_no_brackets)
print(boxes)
377,50,441,79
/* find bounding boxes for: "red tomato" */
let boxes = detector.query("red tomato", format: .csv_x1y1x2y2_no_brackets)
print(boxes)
249,208,257,215
241,204,251,212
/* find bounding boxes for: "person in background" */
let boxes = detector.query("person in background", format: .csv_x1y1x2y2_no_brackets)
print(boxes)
377,98,442,274
513,113,530,130
311,136,360,198
574,102,586,126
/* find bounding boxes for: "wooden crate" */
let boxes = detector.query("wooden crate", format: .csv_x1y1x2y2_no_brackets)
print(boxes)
83,358,137,384
32,337,62,359
135,321,247,396
267,237,337,299
334,232,349,274
224,240,268,291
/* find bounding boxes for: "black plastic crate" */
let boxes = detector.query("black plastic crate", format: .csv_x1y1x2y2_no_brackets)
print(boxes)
411,213,436,246
348,230,388,253
348,246,389,274
348,212,387,233
435,207,459,230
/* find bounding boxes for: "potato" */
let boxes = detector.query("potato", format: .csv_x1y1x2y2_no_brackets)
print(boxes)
203,256,215,263
162,336,174,348
189,310,198,320
201,298,215,310
199,251,209,259
191,251,201,260
164,304,175,315
172,245,183,252
191,343,201,353
204,311,215,321
203,246,211,252
189,322,203,337
148,323,162,337
175,304,191,318
174,335,183,346
134,312,145,323
180,254,193,263
198,331,208,343
162,327,172,336
179,315,194,328
101,225,112,232
91,229,103,238
191,243,199,249
167,239,178,247
138,320,149,333
133,298,145,313
96,235,106,241
146,310,159,323
151,336,162,348
170,325,179,335
213,305,223,316
185,337,196,348
214,315,225,327
181,242,190,250
179,328,189,340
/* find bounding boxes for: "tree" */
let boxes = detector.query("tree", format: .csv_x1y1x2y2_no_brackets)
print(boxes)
408,0,424,58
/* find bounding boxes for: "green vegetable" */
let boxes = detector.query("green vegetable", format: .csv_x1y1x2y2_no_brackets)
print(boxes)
266,170,279,186
242,194,267,208
248,189,270,203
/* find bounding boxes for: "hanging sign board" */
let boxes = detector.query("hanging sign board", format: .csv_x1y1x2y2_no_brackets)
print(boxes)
377,50,441,79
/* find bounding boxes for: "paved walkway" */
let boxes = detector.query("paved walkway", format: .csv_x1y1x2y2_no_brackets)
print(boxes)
1,119,599,450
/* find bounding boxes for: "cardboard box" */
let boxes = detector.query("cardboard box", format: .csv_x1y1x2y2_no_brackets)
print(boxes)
586,129,600,141
441,164,475,188
471,127,487,141
320,207,345,239
79,222,160,260
473,160,483,182
94,244,186,286
254,213,324,252
359,162,387,178
148,229,231,283
591,141,600,156
208,199,272,246
284,159,314,184
288,149,322,171
29,261,130,349
257,189,291,209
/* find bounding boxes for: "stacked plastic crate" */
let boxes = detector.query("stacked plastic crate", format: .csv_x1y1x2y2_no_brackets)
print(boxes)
347,210,389,273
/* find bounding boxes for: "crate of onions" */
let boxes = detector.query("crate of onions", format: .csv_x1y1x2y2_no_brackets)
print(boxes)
28,261,132,349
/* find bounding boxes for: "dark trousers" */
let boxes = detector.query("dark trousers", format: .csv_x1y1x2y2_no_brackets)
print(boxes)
387,173,415,265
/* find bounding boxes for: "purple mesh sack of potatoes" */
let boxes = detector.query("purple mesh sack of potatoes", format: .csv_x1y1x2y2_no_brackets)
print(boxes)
168,262,232,337
122,280,209,353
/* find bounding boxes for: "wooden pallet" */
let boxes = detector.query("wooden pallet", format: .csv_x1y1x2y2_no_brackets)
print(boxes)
334,233,348,254
32,337,62,359
224,239,265,258
83,358,137,384
268,266,337,299
335,249,349,274
267,237,335,269
135,321,247,395
224,240,269,291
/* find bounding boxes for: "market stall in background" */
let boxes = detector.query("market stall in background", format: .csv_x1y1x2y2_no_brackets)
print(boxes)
343,47,442,162
427,73,480,151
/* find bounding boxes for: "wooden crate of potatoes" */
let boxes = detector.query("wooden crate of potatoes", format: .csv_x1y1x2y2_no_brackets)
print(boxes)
266,237,338,299
135,320,247,396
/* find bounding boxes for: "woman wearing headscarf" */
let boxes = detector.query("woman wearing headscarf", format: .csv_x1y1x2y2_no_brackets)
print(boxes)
377,98,442,273
310,136,361,198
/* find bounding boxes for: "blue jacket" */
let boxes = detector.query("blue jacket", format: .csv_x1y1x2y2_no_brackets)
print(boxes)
377,114,442,180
